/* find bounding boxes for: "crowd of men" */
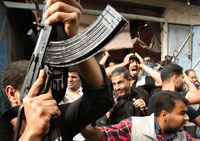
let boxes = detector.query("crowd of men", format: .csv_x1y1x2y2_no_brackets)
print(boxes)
0,0,200,141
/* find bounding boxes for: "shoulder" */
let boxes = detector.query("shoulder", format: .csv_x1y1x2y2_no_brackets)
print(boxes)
0,116,14,140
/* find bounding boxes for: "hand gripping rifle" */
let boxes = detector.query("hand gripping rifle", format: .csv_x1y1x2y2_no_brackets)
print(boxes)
14,1,128,140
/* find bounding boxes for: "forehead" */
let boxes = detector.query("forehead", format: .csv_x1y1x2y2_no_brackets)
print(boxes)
188,71,196,76
68,72,79,76
111,73,125,82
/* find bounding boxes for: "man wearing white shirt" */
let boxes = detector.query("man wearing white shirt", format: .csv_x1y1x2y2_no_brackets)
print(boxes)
60,66,85,140
61,66,83,104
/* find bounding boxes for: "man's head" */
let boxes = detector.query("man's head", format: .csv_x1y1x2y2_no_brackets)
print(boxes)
161,63,184,92
1,60,29,107
111,67,131,98
67,66,81,91
185,69,198,85
128,55,140,77
154,91,189,133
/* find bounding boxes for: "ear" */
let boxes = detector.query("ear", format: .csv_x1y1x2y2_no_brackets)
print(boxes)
5,85,19,105
172,75,178,83
160,110,170,121
128,77,132,82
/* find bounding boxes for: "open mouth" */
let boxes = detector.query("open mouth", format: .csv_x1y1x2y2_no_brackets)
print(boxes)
131,68,138,73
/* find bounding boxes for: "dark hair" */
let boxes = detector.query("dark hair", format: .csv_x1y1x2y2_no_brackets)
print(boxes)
1,60,29,95
161,63,183,82
129,55,140,63
111,67,130,80
68,66,79,73
154,91,189,117
185,69,195,76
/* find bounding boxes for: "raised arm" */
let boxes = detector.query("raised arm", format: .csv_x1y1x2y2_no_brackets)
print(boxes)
135,53,162,87
185,89,200,104
105,53,134,78
99,51,110,67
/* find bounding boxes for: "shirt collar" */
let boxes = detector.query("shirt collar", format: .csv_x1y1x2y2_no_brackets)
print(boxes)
66,86,83,95
154,119,176,140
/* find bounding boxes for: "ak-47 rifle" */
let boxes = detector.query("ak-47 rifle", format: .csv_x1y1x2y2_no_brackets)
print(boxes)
14,1,128,140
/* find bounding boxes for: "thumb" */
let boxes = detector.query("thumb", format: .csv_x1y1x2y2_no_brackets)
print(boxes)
133,98,136,102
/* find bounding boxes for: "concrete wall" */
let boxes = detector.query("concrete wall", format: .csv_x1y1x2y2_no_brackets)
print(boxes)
161,4,200,60
161,5,200,77
164,6,200,25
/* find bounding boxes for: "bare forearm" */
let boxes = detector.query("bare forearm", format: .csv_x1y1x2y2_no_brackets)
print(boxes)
185,82,197,91
105,62,127,78
140,64,162,86
99,54,109,66
186,90,200,104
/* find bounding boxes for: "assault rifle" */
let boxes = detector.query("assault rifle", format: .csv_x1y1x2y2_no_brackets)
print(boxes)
14,1,128,140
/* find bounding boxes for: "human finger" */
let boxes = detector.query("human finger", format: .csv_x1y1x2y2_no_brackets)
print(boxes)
46,0,82,11
133,99,144,106
133,99,141,104
123,53,134,64
27,70,46,98
45,11,80,37
44,1,81,19
135,52,144,64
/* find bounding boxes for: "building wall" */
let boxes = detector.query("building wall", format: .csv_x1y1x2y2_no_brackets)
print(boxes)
161,5,200,77
164,6,200,25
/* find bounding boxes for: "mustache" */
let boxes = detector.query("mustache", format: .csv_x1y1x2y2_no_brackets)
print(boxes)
116,88,123,93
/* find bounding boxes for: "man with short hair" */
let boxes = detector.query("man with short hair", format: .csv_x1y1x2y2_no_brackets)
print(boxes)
60,66,83,104
185,69,200,138
81,91,200,140
107,67,148,124
185,69,200,89
106,52,162,96
148,63,200,138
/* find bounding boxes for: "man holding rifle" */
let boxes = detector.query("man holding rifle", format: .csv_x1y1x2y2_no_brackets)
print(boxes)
0,0,114,140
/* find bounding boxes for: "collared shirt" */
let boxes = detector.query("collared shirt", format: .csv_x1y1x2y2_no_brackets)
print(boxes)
154,119,176,141
98,117,200,141
59,86,83,104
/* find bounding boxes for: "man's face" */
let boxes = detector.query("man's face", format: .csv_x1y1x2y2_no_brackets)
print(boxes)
188,71,198,85
67,72,81,91
111,73,131,98
175,74,184,92
165,100,189,132
128,59,140,77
